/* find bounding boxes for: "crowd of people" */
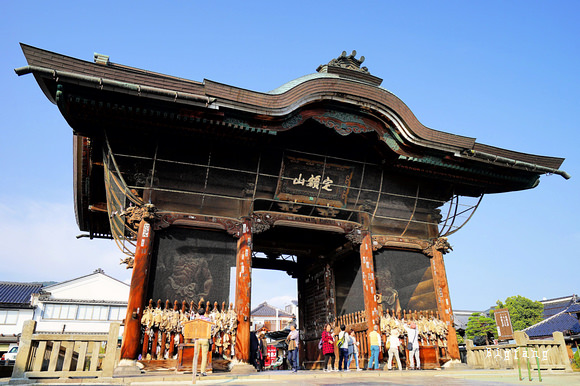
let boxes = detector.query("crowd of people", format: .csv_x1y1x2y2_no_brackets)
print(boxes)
308,320,422,372
248,319,424,373
321,323,362,371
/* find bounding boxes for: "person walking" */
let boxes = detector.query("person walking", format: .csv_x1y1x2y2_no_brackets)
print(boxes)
286,323,299,372
250,330,259,370
258,331,268,371
367,325,381,370
321,323,336,372
386,328,402,371
346,328,354,371
194,307,211,377
347,329,361,371
404,322,420,370
337,324,350,371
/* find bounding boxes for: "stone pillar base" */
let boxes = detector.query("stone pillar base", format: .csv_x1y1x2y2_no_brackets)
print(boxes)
113,359,143,377
443,359,467,369
229,361,257,374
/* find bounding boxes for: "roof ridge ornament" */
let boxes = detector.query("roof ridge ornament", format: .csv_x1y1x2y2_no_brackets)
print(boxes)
316,50,383,86
317,50,370,74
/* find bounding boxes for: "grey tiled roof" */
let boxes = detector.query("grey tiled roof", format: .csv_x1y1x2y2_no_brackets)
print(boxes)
540,295,577,319
251,302,294,318
567,303,580,313
453,310,483,330
524,300,580,338
0,282,43,306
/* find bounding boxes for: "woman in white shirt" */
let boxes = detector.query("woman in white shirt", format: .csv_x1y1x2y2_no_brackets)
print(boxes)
386,328,402,371
404,322,420,370
347,329,362,371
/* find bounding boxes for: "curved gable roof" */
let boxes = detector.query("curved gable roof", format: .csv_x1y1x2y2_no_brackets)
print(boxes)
15,44,567,176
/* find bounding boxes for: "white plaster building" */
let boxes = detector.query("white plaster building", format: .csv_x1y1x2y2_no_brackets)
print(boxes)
250,302,295,332
0,282,45,355
284,300,299,327
31,269,129,335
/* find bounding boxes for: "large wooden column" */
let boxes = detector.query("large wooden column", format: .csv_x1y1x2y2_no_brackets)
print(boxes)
430,242,460,360
359,232,380,330
234,218,252,362
120,219,154,360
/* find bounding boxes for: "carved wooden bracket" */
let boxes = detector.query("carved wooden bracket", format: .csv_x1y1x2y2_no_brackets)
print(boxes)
252,211,361,236
122,203,156,231
422,237,453,257
371,235,430,252
345,229,364,245
251,213,273,234
153,212,243,237
120,256,134,269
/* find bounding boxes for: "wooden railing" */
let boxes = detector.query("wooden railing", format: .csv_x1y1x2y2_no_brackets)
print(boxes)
11,320,119,380
466,331,572,371
302,308,448,369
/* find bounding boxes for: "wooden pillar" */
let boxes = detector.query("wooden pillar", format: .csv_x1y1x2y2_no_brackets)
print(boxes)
120,219,154,360
359,232,380,330
430,246,460,360
234,218,252,362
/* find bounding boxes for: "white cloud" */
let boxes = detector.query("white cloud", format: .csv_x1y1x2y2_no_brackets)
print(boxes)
0,199,131,284
266,295,296,310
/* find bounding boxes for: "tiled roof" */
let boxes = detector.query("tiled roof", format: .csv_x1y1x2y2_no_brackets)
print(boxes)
0,282,43,306
540,295,577,319
251,302,294,318
453,310,483,330
524,300,580,338
17,44,566,171
567,303,580,313
40,298,127,306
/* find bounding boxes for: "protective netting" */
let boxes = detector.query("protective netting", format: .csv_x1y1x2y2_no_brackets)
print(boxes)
438,194,484,237
103,135,144,258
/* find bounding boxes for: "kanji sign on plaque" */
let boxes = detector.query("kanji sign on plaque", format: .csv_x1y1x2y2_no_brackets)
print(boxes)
275,155,354,208
494,308,514,340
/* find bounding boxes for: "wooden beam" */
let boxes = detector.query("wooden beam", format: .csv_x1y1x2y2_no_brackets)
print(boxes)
430,246,460,360
234,218,252,362
120,219,154,360
359,232,379,330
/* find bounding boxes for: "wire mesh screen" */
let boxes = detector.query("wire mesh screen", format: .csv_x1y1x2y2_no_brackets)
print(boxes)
374,249,437,312
148,227,237,305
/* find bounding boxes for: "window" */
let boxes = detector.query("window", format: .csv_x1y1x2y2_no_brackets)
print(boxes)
95,306,109,321
43,304,78,320
43,304,56,319
77,305,93,320
0,310,19,324
43,303,127,321
109,307,126,321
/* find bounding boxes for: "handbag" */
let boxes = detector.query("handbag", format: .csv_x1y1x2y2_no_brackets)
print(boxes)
407,342,413,351
318,338,323,350
288,339,296,351
337,333,345,348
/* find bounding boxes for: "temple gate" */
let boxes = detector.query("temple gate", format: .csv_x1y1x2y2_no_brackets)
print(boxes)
17,46,568,371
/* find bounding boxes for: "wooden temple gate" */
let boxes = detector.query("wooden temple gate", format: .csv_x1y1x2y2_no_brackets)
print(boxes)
17,45,568,373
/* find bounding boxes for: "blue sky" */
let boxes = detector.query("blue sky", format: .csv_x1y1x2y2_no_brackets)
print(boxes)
1,1,578,312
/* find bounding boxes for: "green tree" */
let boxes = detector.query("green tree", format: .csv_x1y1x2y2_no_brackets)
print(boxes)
496,295,544,331
465,312,497,345
456,331,464,344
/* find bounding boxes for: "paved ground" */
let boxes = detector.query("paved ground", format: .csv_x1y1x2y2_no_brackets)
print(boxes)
2,368,580,386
